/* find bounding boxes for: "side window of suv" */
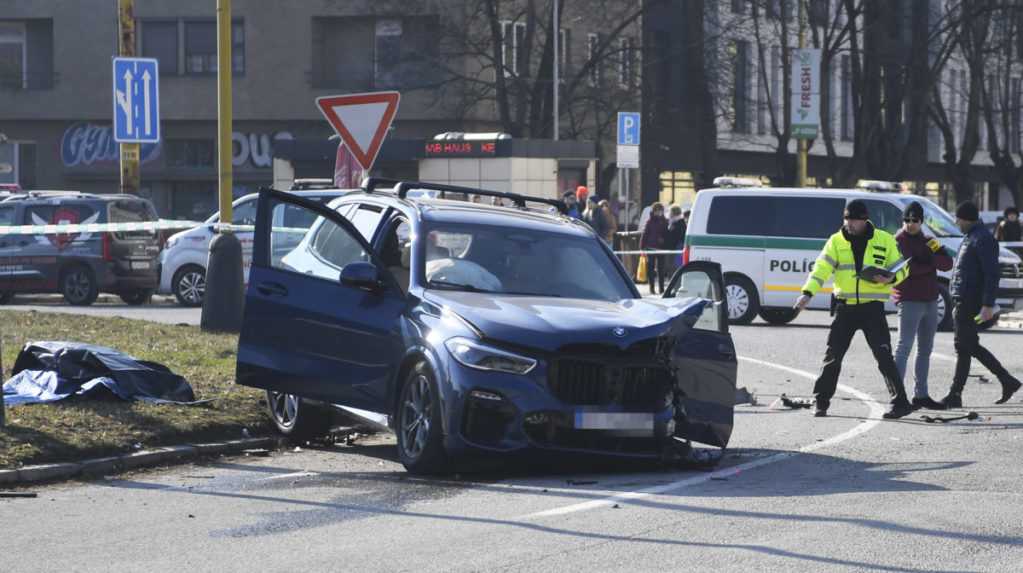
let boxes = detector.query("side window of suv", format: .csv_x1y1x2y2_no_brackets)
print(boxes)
231,199,258,226
0,205,15,226
348,204,386,243
862,200,904,235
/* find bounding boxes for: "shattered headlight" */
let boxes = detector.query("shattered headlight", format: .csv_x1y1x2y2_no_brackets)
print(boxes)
445,337,537,375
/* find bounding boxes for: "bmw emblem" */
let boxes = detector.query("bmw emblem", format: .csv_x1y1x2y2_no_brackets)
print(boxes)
613,327,627,338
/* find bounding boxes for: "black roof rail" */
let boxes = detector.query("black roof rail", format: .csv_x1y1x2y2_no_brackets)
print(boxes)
361,177,404,193
386,180,567,214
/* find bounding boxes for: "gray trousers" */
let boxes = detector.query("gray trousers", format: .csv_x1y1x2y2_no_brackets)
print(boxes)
894,300,939,398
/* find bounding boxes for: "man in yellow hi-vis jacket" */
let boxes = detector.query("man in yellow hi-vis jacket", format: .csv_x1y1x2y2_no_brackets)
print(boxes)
794,200,915,419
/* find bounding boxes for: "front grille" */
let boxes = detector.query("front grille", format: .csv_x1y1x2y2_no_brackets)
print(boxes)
1001,263,1022,279
548,359,672,408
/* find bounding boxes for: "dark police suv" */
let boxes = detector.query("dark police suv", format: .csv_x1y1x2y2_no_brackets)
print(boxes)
237,180,738,473
0,191,160,306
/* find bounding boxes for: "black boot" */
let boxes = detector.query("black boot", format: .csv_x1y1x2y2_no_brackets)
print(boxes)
996,377,1022,404
940,392,963,409
912,396,946,411
883,400,914,419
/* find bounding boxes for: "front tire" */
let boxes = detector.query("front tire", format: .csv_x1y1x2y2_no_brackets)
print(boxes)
724,274,760,325
61,265,99,306
172,265,206,307
759,307,799,325
396,363,447,474
266,390,331,441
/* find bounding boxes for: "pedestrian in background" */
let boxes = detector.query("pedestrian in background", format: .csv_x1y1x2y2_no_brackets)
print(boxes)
599,200,618,245
892,201,953,411
665,205,687,274
575,185,590,208
996,206,1021,242
795,200,914,419
583,196,608,243
940,201,1021,408
562,191,581,219
641,202,668,294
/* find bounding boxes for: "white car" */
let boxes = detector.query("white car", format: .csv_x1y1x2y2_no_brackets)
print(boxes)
159,189,349,306
682,180,1023,329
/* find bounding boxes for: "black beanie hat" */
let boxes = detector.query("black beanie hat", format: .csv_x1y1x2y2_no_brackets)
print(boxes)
955,201,979,222
903,201,924,220
844,200,869,220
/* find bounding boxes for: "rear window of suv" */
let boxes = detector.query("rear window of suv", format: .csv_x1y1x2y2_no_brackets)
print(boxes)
707,195,845,239
108,199,158,239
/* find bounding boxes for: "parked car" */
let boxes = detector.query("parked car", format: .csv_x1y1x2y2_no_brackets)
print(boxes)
683,179,1023,330
158,188,350,306
236,180,738,473
0,191,160,305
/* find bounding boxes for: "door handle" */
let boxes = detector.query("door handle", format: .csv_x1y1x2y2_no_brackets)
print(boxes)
256,282,288,297
718,344,735,358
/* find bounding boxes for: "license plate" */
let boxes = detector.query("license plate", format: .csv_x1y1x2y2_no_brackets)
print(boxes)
131,261,151,270
574,412,654,431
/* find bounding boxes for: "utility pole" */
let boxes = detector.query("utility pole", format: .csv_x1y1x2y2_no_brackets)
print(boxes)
796,0,808,188
117,0,139,195
552,0,559,141
200,0,244,332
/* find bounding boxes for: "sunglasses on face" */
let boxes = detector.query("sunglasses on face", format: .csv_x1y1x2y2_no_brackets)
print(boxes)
903,218,921,224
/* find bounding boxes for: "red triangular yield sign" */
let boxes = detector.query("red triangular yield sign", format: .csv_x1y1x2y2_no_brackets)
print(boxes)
316,91,401,172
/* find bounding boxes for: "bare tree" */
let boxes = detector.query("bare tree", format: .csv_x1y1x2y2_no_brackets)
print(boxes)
979,1,1023,208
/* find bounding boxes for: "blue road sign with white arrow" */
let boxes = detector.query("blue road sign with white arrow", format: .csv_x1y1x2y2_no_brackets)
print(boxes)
112,57,160,144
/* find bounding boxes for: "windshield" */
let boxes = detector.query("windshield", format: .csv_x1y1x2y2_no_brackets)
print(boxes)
423,223,635,301
898,196,962,237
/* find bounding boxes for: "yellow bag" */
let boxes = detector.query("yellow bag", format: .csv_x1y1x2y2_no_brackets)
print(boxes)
636,255,648,283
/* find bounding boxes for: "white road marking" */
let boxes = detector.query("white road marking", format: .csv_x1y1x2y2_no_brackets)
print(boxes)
258,471,318,482
519,356,884,520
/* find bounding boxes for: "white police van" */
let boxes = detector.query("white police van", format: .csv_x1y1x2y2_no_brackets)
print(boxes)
682,179,1023,329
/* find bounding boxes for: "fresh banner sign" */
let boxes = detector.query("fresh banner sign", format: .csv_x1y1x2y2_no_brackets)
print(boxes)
790,48,821,139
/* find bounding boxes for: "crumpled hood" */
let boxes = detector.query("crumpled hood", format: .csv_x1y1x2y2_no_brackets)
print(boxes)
424,291,708,351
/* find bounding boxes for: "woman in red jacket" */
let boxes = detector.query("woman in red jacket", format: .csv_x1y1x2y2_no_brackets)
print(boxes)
892,201,954,410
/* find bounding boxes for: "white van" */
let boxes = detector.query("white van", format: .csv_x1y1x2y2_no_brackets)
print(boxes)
682,182,1023,329
158,189,349,306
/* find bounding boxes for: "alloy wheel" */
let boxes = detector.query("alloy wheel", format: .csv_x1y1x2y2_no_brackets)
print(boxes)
178,271,206,305
66,271,91,302
269,391,299,428
401,374,433,460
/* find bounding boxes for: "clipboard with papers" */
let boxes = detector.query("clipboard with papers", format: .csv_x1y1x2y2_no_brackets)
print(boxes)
858,257,911,282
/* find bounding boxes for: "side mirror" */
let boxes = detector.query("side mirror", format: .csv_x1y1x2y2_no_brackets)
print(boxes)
340,261,383,291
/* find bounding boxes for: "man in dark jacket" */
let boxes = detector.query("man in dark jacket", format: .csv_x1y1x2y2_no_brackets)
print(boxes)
941,201,1022,408
641,202,669,294
893,201,954,410
996,206,1021,243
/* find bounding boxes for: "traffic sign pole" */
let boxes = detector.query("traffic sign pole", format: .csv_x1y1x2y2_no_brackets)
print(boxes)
216,0,233,225
117,0,139,196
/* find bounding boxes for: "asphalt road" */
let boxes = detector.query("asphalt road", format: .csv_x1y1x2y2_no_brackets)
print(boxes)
4,311,1023,572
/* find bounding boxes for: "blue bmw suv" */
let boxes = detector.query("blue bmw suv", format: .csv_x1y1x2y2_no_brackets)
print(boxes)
237,180,738,473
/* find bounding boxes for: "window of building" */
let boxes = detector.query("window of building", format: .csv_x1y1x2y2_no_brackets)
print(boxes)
841,55,852,141
587,33,602,86
184,20,244,75
767,0,792,21
731,0,747,15
618,36,634,89
809,0,829,27
771,45,782,128
558,28,570,80
732,40,751,134
166,139,216,168
0,21,26,89
141,21,178,75
1011,78,1021,154
757,51,768,135
500,21,512,77
514,22,528,77
313,16,434,89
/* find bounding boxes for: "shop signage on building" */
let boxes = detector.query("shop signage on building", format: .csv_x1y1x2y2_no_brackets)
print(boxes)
61,123,160,167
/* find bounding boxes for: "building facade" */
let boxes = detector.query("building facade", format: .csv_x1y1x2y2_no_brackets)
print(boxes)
1,0,640,219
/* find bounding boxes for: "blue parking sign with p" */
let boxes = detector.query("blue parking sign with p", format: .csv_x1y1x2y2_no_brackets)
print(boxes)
112,57,160,144
617,112,640,146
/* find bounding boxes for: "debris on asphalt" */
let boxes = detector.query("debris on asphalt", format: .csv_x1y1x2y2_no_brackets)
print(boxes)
921,411,980,423
770,394,813,410
734,386,759,406
293,446,303,453
0,491,38,498
612,504,621,509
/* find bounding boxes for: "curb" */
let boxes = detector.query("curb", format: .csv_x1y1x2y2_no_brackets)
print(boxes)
0,436,280,487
